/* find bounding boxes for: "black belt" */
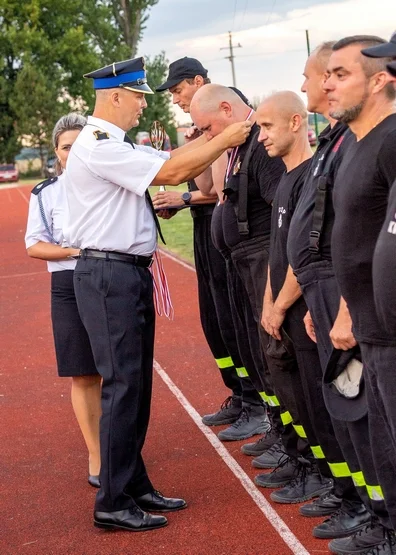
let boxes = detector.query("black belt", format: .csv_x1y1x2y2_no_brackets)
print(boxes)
80,249,153,268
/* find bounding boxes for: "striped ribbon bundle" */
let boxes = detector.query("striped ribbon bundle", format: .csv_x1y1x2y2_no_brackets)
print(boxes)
150,249,174,320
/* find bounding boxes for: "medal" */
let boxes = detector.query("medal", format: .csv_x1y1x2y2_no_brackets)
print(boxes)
233,156,241,175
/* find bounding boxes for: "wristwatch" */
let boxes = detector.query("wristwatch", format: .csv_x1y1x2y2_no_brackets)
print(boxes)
181,192,192,205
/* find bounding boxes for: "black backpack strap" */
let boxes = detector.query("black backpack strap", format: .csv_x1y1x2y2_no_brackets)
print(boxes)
309,133,346,257
237,130,259,237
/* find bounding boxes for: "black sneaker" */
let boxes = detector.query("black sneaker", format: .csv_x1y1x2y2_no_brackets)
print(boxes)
252,439,284,469
365,531,396,555
217,407,270,441
254,455,299,488
270,466,333,504
202,396,242,426
313,505,372,539
299,490,342,517
241,427,280,456
329,519,388,554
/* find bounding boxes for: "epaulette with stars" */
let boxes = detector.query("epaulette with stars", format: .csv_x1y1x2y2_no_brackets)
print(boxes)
31,176,58,195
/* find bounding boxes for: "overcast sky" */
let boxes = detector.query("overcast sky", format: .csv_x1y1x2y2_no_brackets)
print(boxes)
139,0,395,124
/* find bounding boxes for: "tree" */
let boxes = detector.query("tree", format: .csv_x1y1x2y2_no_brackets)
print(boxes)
131,52,177,146
109,0,159,57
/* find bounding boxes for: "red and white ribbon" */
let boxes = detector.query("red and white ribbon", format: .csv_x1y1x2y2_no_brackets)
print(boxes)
225,108,255,182
150,249,174,320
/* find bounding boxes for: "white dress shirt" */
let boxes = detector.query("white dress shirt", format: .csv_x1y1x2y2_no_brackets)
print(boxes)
25,173,76,272
63,116,170,256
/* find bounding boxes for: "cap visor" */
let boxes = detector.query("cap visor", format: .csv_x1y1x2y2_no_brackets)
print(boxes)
387,61,396,77
156,78,183,92
362,43,396,58
122,83,154,94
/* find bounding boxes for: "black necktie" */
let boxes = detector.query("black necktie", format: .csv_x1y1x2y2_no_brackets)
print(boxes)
124,134,166,245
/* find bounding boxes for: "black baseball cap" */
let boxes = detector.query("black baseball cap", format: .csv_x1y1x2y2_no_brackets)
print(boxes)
156,57,208,92
387,60,396,77
361,31,396,58
323,347,367,422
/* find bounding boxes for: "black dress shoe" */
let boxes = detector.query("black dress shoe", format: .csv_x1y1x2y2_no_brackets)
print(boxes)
313,505,371,539
88,475,100,488
94,506,168,532
135,490,187,513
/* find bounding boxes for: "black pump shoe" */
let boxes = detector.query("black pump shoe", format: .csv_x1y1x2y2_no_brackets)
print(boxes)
88,475,101,488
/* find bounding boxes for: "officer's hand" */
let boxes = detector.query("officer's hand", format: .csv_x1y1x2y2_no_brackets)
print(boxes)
330,308,357,351
153,191,184,209
157,209,177,220
303,311,317,343
221,121,253,148
268,304,285,341
184,125,201,142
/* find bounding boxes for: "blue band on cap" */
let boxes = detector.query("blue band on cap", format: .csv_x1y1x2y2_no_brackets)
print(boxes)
93,70,146,89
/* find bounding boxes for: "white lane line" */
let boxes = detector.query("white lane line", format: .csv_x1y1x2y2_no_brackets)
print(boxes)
160,248,195,272
0,271,47,280
16,186,29,203
153,359,310,555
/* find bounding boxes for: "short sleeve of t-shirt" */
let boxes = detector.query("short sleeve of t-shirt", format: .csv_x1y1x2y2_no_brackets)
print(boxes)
377,129,396,187
85,141,168,196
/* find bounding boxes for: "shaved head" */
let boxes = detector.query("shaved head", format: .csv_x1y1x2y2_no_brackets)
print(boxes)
190,83,253,139
259,91,308,123
257,90,310,161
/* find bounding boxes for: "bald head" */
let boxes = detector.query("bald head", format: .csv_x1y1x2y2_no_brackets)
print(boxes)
190,84,252,139
257,90,310,160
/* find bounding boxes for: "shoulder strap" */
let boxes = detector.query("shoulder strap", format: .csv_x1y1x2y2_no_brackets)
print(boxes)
309,133,346,257
31,176,58,196
237,130,260,237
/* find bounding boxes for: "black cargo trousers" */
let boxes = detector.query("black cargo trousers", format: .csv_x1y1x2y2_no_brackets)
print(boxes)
193,213,260,406
295,260,393,528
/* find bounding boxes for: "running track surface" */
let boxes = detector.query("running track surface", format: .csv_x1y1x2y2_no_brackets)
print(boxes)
0,184,331,555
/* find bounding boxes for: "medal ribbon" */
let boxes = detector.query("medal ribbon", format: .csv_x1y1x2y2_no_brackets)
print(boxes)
150,249,174,320
225,108,254,182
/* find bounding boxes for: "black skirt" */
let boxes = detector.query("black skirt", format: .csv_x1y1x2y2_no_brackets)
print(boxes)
51,270,98,377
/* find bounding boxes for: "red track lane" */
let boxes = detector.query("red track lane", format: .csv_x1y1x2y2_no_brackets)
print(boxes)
0,185,330,554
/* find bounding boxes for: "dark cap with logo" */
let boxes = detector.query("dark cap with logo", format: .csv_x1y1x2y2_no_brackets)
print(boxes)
323,347,367,422
361,31,396,58
84,56,153,94
156,57,208,92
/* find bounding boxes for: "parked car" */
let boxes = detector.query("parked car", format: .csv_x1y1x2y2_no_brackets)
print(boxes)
43,157,57,178
308,127,317,147
0,164,19,183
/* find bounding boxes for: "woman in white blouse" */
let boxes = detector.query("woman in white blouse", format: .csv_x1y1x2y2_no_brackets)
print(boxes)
25,114,101,488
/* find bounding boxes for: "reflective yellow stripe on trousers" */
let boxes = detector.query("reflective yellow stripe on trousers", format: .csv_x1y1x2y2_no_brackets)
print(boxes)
215,356,234,369
260,392,280,407
352,471,384,500
328,462,351,478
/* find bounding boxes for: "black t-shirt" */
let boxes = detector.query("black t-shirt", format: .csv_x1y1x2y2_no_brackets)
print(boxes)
270,159,311,299
373,178,396,335
211,202,228,255
221,124,285,248
287,123,351,270
332,114,396,345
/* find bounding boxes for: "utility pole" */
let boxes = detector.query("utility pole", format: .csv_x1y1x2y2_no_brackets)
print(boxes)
220,31,242,87
305,29,320,141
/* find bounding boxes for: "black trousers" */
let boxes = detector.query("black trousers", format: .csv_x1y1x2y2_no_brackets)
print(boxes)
284,297,359,494
360,342,396,531
74,257,154,512
194,214,260,406
229,236,305,457
295,260,392,527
